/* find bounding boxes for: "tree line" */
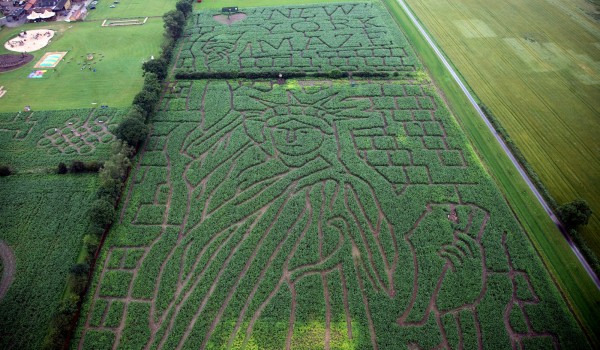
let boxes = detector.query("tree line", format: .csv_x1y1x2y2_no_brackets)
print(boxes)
42,1,195,349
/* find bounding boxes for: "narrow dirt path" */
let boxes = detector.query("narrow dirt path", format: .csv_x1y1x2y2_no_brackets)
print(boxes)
0,240,16,301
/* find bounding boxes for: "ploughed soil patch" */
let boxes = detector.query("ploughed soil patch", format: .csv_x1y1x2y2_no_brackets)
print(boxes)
0,240,16,301
0,54,34,72
213,13,247,25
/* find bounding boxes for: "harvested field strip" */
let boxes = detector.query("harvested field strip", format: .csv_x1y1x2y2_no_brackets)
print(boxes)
381,0,600,344
403,0,600,255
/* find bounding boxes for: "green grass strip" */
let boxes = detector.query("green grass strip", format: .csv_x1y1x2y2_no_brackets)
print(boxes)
380,0,600,346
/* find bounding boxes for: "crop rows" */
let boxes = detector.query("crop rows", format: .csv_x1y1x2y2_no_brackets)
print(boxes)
174,3,419,74
75,81,585,349
0,174,98,349
0,108,124,170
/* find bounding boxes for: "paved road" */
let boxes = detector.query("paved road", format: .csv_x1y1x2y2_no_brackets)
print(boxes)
394,0,600,289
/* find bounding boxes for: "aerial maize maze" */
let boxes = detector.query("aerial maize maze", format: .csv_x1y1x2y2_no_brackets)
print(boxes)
74,3,587,350
174,3,417,74
0,108,123,170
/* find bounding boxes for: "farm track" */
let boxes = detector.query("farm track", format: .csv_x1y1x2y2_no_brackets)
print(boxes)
0,240,16,301
393,0,600,290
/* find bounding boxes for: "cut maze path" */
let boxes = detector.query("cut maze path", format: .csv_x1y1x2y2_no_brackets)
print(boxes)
74,79,589,349
0,241,16,301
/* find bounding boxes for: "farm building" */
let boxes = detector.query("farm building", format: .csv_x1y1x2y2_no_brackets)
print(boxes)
34,0,70,12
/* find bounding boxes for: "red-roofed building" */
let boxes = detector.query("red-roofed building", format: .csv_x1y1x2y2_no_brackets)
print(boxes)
23,0,37,12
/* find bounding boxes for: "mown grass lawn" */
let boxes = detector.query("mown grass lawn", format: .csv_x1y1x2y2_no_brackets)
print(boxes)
85,0,178,20
0,19,163,112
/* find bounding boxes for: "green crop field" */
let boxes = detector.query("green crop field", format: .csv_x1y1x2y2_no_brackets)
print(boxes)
0,174,98,349
0,106,125,348
0,19,163,112
403,0,600,254
0,0,175,347
75,74,587,349
195,0,366,10
381,0,600,344
0,108,125,172
175,3,418,74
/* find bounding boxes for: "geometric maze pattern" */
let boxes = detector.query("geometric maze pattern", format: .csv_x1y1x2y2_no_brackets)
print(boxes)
37,110,117,155
77,81,585,349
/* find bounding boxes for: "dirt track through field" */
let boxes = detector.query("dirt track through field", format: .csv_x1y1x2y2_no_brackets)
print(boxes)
0,240,16,301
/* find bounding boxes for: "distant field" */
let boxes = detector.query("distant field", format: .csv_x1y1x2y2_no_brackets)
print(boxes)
404,0,600,254
0,20,163,112
0,174,97,349
85,0,177,20
177,2,417,74
0,108,125,172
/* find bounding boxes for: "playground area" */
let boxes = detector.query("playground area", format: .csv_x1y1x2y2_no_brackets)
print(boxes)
33,51,68,68
4,29,55,53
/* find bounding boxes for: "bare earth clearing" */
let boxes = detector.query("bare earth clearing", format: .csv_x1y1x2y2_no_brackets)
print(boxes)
4,29,55,53
0,241,16,301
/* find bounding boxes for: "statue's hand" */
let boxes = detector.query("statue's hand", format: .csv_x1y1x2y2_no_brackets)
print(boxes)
437,227,486,311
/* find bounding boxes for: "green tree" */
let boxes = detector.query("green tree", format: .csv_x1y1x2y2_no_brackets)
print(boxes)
115,118,149,147
57,162,67,174
176,0,193,17
132,89,159,115
89,199,116,227
558,199,593,229
70,263,90,276
129,104,149,121
142,59,168,81
163,10,186,39
0,165,12,176
143,72,163,96
100,141,132,183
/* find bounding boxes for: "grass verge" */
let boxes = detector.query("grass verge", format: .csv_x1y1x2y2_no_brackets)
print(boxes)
381,0,600,346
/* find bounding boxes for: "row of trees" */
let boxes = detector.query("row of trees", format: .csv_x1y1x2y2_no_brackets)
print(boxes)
42,1,196,348
112,0,194,148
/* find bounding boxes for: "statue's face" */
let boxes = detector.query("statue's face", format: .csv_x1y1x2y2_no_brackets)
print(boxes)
268,118,324,157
